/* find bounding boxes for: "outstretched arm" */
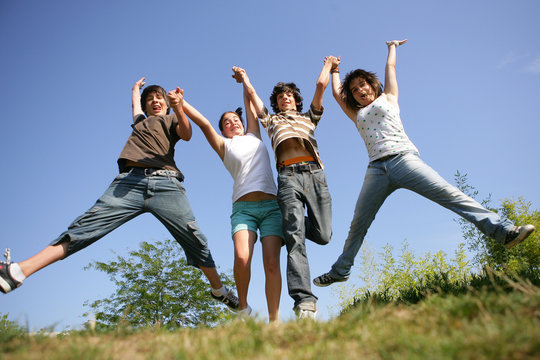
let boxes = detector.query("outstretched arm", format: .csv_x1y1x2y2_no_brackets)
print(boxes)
232,66,265,118
327,56,356,121
243,87,261,139
384,39,407,108
132,77,146,121
168,87,192,141
311,56,338,111
182,99,225,160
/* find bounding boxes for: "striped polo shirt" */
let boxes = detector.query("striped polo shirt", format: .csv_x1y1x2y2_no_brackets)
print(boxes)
259,105,324,167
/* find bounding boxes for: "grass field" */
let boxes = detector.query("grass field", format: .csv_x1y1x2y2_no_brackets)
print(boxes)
2,276,539,360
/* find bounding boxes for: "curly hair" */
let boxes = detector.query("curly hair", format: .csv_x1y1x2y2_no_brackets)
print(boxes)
341,69,383,110
269,82,303,113
218,107,245,132
140,85,171,115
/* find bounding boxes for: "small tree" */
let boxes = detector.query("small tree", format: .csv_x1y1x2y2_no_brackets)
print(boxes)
334,241,471,310
84,239,235,330
454,171,539,272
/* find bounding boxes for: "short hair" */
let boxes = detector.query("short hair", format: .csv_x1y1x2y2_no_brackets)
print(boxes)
269,82,303,113
341,69,383,110
218,107,245,132
140,85,170,115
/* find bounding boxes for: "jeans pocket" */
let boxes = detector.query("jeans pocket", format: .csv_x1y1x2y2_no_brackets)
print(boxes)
171,178,186,194
312,169,328,187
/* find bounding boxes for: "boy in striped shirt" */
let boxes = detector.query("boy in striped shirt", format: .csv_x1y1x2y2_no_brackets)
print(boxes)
232,56,340,319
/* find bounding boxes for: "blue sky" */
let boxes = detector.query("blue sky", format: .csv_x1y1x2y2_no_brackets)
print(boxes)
1,0,539,329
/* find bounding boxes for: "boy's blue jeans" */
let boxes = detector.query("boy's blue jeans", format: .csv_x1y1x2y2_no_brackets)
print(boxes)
277,165,332,307
330,152,514,279
50,169,216,268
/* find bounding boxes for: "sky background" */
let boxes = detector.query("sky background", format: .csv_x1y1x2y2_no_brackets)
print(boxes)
1,0,539,330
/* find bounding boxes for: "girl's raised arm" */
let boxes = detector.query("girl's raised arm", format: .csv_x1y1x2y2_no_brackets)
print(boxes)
383,39,407,108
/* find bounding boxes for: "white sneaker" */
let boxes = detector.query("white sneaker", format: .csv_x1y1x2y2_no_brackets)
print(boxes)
296,309,317,320
294,301,317,320
237,305,252,318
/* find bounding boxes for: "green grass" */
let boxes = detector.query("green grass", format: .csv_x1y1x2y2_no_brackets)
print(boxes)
2,275,539,360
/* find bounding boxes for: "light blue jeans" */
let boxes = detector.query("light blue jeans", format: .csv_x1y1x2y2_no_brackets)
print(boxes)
330,152,514,279
50,168,216,268
277,165,332,307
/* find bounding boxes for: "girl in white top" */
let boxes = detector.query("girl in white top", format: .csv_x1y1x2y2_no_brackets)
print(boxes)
183,73,283,322
313,40,534,287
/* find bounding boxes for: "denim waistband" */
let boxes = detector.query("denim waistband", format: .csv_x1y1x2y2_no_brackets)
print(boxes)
278,162,321,174
124,167,184,181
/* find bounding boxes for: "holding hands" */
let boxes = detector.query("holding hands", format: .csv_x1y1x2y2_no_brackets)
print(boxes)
232,66,248,83
168,87,184,107
324,56,341,72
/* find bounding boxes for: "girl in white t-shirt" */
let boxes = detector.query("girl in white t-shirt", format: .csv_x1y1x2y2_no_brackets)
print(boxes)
183,80,283,322
313,40,534,288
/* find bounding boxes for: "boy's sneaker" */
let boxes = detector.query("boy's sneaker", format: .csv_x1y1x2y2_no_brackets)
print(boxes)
296,309,317,320
504,225,535,249
0,249,22,294
313,272,349,287
210,287,239,311
294,301,317,320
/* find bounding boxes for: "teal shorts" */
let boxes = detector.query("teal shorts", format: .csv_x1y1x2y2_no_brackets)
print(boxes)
231,199,284,241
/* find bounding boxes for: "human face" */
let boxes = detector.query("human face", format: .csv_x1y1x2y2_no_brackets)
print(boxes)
276,91,297,112
144,91,168,116
349,77,377,107
221,112,245,138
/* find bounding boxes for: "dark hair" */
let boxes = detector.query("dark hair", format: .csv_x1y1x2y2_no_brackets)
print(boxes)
140,85,170,115
269,82,303,113
341,69,383,110
218,107,245,132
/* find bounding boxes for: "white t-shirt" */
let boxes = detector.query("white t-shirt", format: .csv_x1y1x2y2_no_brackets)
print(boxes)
355,95,418,162
223,133,277,202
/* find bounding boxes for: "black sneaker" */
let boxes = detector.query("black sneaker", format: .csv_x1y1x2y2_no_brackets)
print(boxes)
313,272,349,287
504,225,535,249
210,287,239,311
0,249,22,294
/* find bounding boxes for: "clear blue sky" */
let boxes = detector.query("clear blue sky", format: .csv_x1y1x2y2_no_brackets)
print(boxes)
1,0,539,330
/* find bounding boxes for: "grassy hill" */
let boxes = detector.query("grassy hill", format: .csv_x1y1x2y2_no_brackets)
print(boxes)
2,278,539,360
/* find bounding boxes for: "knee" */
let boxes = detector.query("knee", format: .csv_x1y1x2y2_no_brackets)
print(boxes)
264,258,281,276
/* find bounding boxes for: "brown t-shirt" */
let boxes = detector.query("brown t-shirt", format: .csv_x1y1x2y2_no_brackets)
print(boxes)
117,114,181,172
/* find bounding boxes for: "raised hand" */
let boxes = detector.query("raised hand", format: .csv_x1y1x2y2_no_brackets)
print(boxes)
232,66,247,83
324,56,341,71
133,77,146,91
168,87,184,107
386,39,408,47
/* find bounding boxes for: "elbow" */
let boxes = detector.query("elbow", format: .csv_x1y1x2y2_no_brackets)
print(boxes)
316,80,328,90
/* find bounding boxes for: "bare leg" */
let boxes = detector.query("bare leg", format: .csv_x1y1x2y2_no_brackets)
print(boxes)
233,230,256,310
18,242,69,277
199,266,224,290
261,236,282,322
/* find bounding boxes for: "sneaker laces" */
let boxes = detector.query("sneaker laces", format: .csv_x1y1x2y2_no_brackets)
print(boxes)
318,273,334,284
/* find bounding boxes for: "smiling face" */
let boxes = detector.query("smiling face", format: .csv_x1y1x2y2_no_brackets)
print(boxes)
144,91,168,116
349,76,377,107
276,91,297,112
220,112,245,138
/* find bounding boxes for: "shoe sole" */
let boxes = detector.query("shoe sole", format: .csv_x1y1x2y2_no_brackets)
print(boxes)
313,277,349,287
0,278,13,293
505,226,535,249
